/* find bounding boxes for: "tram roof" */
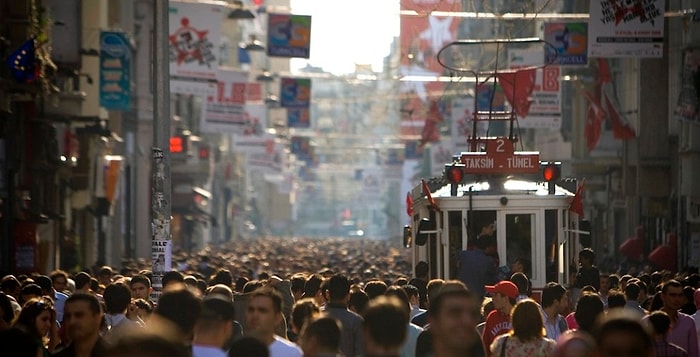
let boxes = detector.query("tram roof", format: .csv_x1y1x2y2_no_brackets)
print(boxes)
430,178,575,198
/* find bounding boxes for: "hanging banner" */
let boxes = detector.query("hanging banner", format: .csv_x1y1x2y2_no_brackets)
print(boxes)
245,140,285,174
508,49,562,129
675,48,700,123
99,31,131,111
233,134,277,155
267,13,312,58
544,22,588,66
287,108,311,128
168,1,222,81
588,0,664,58
202,69,267,135
280,77,311,108
290,136,316,165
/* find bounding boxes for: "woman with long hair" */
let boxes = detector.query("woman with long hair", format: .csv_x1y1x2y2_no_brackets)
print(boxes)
490,299,556,357
11,296,60,356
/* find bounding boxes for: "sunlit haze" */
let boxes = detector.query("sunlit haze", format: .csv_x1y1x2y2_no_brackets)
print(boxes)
290,0,400,75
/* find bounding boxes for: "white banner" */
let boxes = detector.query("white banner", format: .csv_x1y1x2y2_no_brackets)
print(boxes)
588,0,664,58
508,49,562,130
169,1,223,81
245,141,285,174
232,134,278,155
201,69,268,135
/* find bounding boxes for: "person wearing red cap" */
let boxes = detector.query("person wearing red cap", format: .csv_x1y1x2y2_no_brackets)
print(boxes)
481,281,518,356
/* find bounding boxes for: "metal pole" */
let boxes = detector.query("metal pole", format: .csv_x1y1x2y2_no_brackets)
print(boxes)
151,0,172,303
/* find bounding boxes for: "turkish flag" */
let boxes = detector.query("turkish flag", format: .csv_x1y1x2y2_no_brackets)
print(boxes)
421,179,440,211
603,88,636,140
583,90,605,151
406,192,414,217
419,100,443,146
598,58,636,140
497,69,536,118
569,179,585,217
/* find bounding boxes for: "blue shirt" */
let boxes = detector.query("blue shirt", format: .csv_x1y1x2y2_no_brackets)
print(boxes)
457,249,498,301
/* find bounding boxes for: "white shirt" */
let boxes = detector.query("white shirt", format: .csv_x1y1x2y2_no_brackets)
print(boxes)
269,335,303,357
400,322,423,357
410,305,426,319
192,345,227,357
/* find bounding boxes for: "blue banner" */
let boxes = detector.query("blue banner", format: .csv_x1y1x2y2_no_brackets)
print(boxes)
267,13,311,58
100,31,131,111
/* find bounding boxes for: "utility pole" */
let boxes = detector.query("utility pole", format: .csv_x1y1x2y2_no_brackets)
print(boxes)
151,0,171,302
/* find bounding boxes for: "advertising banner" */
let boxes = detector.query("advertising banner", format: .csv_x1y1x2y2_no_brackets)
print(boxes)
169,1,222,81
544,22,588,66
290,136,316,165
588,0,664,58
232,134,277,155
675,48,700,123
508,49,562,129
202,69,267,135
280,77,311,108
267,13,312,58
245,140,285,174
99,31,131,111
288,108,311,128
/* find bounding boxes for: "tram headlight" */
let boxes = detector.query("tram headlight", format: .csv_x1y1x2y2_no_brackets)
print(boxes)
444,163,465,184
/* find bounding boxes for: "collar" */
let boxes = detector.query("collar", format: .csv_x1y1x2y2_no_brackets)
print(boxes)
326,302,348,309
105,313,127,328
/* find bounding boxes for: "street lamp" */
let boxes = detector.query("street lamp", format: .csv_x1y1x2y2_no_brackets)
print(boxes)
244,35,265,51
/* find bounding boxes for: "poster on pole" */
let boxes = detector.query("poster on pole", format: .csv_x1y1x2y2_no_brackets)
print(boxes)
544,22,588,66
508,49,562,129
151,240,172,276
588,0,664,58
168,1,222,81
267,13,312,58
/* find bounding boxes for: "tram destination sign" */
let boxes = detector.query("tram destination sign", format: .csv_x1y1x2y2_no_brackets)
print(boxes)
460,138,540,174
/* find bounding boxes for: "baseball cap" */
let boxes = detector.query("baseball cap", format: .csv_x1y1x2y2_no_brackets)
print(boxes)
485,281,518,299
200,294,235,321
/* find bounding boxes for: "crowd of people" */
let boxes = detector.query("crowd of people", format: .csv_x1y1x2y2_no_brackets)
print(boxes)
0,237,698,357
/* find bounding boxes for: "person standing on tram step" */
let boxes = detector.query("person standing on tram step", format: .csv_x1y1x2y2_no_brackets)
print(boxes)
575,249,600,292
481,281,518,356
457,234,499,303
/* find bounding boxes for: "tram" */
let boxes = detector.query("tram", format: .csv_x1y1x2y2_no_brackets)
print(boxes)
405,38,588,296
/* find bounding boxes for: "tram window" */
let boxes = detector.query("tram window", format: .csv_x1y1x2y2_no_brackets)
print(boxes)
505,214,534,279
448,211,463,279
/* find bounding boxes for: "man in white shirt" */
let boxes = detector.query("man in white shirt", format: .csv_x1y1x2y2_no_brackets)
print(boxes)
246,287,303,357
403,284,426,319
192,294,235,357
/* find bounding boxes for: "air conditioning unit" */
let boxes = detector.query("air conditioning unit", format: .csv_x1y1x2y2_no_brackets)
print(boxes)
687,197,700,223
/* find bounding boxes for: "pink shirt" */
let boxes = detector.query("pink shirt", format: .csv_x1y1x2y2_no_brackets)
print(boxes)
644,312,699,357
